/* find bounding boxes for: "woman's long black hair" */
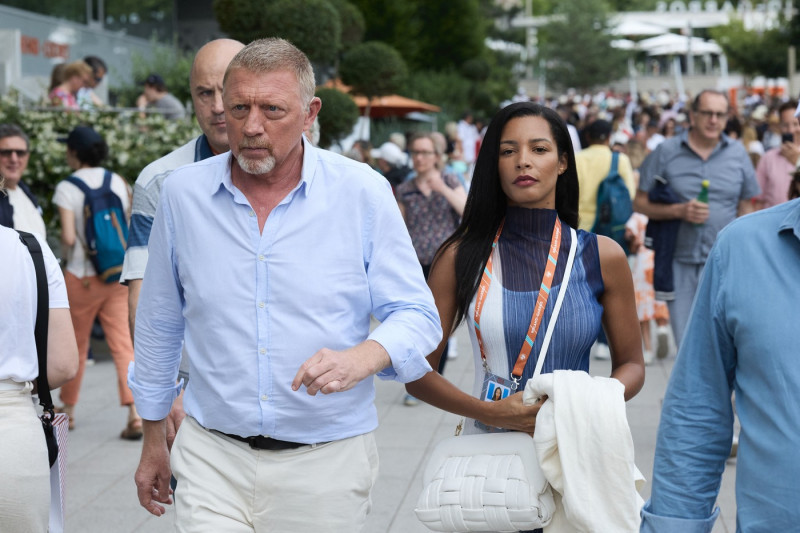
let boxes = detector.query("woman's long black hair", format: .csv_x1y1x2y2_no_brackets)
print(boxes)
435,102,580,328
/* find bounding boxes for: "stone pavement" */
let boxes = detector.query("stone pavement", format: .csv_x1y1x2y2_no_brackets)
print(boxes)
60,326,737,532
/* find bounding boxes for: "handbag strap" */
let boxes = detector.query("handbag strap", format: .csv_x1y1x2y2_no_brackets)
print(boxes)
17,231,53,413
531,226,578,379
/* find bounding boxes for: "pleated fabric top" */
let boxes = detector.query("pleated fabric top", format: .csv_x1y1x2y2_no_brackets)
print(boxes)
464,207,605,435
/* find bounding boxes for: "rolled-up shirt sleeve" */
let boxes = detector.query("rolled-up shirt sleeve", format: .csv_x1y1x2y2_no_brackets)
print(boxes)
364,181,440,383
127,178,185,420
641,247,734,531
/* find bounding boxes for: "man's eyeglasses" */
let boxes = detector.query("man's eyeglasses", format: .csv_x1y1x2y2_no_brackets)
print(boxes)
410,150,435,157
0,149,29,158
695,110,727,120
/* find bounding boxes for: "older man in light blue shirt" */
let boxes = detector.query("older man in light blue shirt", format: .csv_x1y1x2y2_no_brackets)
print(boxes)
129,38,441,531
640,199,800,532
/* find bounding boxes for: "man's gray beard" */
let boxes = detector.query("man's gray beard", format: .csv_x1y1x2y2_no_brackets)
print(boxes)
236,152,276,175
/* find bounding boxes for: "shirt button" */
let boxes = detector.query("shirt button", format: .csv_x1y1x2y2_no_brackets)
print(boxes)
261,395,268,401
249,210,255,217
260,348,266,355
258,255,265,261
258,302,265,308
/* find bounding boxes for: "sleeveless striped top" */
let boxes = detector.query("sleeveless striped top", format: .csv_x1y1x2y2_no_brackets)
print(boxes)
464,207,604,434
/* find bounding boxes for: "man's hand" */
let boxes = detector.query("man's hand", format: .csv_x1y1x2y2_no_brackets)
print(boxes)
683,199,709,225
292,340,391,395
476,392,548,435
165,391,186,452
134,420,173,517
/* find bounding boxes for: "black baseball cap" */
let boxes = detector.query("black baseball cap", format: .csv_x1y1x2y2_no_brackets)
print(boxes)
57,126,104,151
586,119,612,142
143,73,166,89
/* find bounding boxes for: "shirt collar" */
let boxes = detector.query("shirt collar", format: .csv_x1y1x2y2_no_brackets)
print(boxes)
209,135,318,198
680,129,730,153
778,199,800,241
194,134,215,161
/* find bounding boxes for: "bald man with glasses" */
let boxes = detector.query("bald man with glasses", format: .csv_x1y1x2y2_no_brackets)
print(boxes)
633,90,760,347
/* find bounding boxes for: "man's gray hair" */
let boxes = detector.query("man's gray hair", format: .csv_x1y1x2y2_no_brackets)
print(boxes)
224,38,316,107
0,123,30,150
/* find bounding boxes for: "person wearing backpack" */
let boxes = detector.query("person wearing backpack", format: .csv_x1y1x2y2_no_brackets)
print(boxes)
575,119,636,360
575,119,636,236
52,125,142,439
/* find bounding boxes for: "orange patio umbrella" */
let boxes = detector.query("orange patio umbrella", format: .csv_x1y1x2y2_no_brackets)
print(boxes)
320,79,441,118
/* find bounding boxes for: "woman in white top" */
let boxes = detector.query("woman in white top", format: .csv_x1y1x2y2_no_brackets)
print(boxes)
53,126,142,439
0,176,78,531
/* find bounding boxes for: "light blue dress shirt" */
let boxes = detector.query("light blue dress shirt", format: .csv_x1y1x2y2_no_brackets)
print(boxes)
640,199,800,532
128,139,441,443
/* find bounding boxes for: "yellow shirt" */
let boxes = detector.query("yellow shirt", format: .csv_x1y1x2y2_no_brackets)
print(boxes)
574,144,636,231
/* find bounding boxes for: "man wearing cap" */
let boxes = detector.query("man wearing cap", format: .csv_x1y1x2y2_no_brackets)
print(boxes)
371,141,410,187
122,38,244,447
754,100,800,210
129,38,440,530
137,73,186,120
53,125,139,437
0,123,46,238
575,118,636,233
634,90,759,347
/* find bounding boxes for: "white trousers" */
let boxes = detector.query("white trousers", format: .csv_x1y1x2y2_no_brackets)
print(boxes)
0,380,50,533
171,416,379,533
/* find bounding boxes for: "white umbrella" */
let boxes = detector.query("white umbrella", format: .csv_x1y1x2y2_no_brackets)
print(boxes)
611,19,669,36
637,33,722,55
611,39,637,50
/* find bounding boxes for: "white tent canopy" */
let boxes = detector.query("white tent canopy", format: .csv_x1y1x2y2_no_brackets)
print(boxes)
610,19,669,36
636,33,722,56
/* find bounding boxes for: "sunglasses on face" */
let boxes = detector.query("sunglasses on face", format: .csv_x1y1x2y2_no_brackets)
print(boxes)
0,149,29,158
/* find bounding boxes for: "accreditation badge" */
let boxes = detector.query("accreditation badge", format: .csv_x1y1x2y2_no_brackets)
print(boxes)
474,371,513,433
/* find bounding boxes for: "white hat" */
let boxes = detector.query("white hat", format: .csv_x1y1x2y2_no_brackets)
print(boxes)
751,104,768,121
370,142,407,167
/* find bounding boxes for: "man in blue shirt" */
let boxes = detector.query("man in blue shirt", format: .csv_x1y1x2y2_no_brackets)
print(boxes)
640,199,800,532
635,90,759,347
128,38,441,531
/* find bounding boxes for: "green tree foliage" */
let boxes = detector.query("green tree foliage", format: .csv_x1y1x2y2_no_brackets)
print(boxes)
213,0,342,64
212,0,266,44
348,0,418,62
409,0,486,71
711,19,792,80
328,0,366,52
0,91,199,231
315,87,359,148
539,0,629,91
340,41,407,100
111,40,194,108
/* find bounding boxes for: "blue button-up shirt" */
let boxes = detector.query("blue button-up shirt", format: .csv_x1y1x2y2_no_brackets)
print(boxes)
641,199,800,532
638,131,760,264
128,139,441,443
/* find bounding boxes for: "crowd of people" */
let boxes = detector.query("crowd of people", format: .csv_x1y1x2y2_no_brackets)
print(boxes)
1,36,798,533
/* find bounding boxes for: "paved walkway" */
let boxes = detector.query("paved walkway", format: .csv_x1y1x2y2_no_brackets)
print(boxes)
61,326,737,532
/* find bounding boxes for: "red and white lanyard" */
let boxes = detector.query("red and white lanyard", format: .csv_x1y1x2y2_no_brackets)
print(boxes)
473,217,564,389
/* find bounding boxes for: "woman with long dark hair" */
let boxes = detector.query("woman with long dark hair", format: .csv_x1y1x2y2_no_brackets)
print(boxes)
406,102,644,433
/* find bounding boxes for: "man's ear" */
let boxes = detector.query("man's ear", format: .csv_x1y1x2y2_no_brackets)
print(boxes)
306,97,322,128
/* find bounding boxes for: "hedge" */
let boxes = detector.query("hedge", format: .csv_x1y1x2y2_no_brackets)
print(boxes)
0,91,200,232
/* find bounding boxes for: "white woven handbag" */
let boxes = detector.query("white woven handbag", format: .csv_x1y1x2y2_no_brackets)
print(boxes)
414,227,578,533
